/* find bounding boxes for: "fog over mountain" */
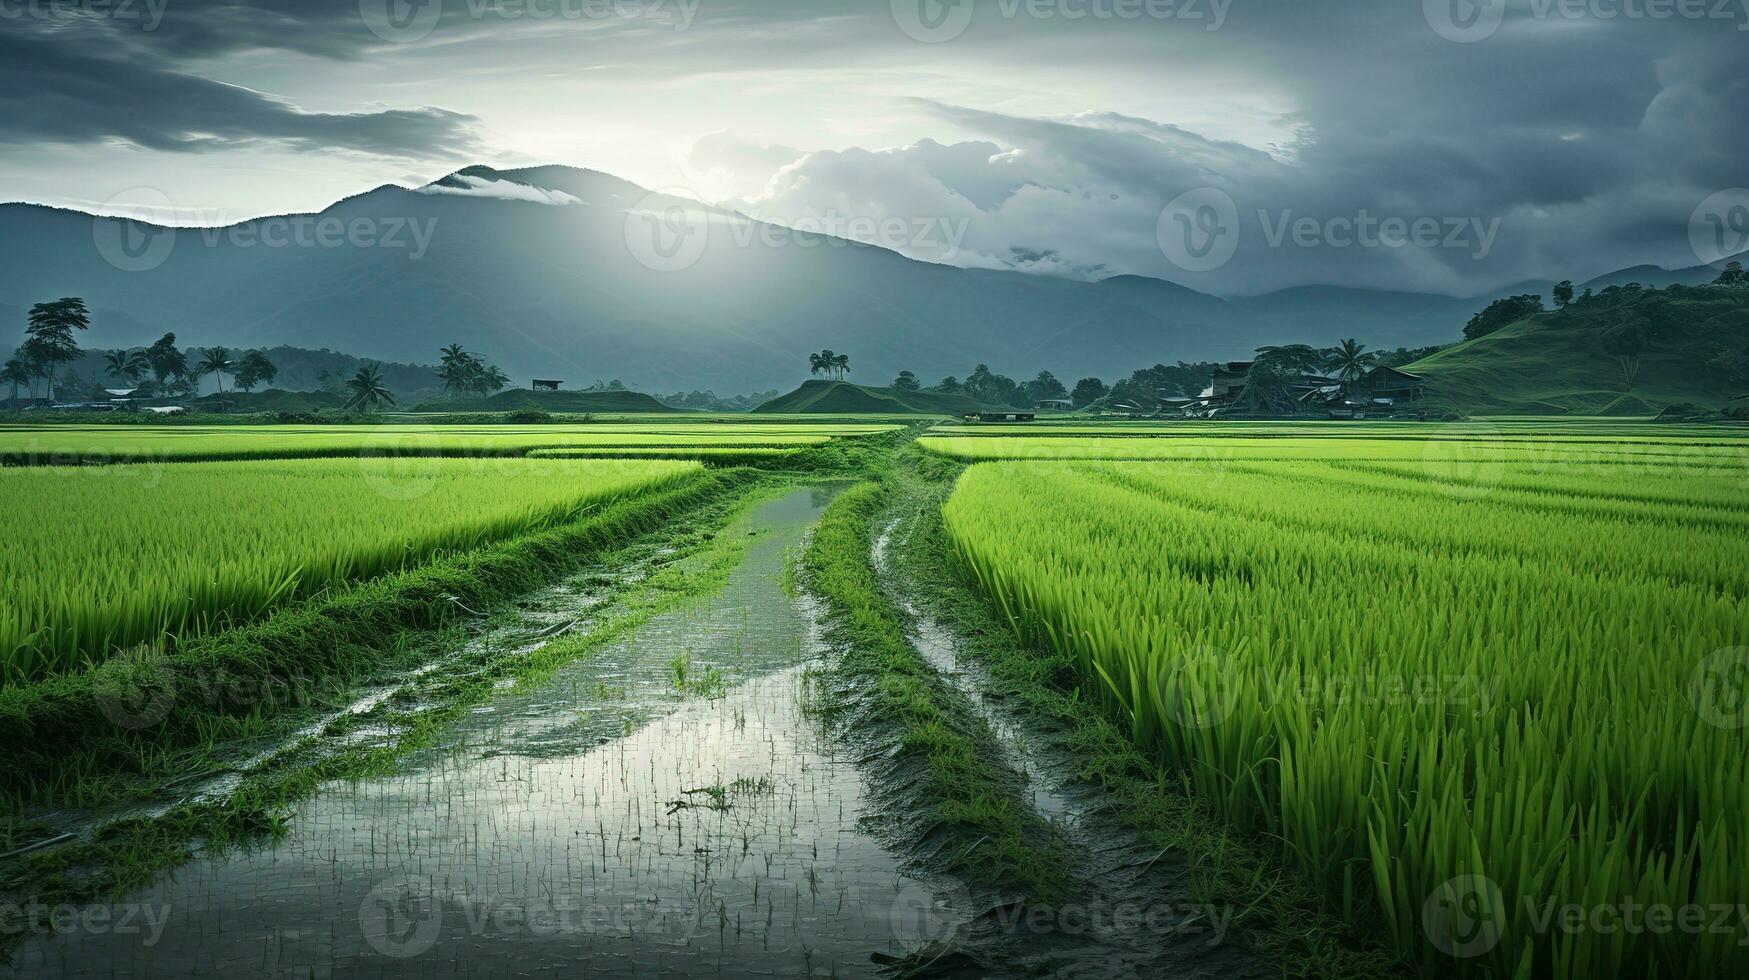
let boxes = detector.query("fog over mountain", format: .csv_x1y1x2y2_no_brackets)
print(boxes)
1,165,1726,392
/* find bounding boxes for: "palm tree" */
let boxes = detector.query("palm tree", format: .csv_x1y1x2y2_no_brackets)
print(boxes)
103,350,147,386
343,363,397,413
195,346,234,394
1235,359,1298,414
1254,344,1330,376
809,350,834,379
1,358,29,405
832,352,850,380
1325,338,1377,386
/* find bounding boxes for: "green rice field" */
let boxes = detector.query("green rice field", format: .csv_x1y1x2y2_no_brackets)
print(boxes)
0,422,899,465
935,426,1749,978
0,456,702,681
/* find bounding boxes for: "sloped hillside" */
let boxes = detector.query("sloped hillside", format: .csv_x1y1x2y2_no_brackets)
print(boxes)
1405,284,1749,414
754,380,984,415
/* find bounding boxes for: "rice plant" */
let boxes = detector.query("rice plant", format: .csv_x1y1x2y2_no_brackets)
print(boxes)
941,446,1749,978
0,457,701,682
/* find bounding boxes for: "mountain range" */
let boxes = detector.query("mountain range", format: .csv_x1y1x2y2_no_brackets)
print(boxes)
0,164,1731,392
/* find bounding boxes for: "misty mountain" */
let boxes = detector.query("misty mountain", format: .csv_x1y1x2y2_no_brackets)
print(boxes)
0,165,1719,392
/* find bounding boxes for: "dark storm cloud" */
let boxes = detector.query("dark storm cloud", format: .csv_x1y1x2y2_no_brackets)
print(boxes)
694,2,1749,292
0,2,484,157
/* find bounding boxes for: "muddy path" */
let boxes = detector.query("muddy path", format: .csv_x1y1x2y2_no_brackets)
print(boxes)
851,505,1260,980
4,484,963,978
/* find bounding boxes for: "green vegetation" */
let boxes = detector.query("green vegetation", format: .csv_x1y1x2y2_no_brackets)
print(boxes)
939,436,1749,979
0,467,755,803
410,387,678,413
802,480,1072,900
754,379,986,415
1409,283,1749,414
0,422,893,465
886,448,1401,977
1,458,702,680
0,471,773,938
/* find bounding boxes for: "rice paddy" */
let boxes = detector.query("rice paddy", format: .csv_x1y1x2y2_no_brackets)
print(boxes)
936,426,1749,979
5,416,1745,978
0,423,901,465
0,457,702,681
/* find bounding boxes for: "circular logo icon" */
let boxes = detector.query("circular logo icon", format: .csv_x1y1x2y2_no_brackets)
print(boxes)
1156,187,1239,274
92,188,178,274
93,646,177,730
1153,646,1237,729
1688,188,1749,269
1420,422,1504,499
1689,647,1749,729
891,0,975,43
359,433,451,501
888,878,964,947
1422,874,1505,958
360,0,444,43
622,189,711,272
360,874,444,958
1423,0,1505,43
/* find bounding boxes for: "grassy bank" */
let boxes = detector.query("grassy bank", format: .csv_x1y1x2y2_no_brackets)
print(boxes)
801,480,1073,903
887,448,1404,978
1,475,791,955
0,467,756,806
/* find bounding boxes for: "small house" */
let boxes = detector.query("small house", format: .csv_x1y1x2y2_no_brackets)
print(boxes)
531,379,564,392
1363,366,1425,403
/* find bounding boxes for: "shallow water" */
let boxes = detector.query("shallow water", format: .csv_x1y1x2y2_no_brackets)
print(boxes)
8,485,960,978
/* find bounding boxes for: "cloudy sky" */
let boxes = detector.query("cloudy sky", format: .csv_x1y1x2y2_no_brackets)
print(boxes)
4,0,1746,295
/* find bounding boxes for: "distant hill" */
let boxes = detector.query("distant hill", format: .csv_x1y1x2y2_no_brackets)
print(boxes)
753,380,985,415
6,164,1742,390
1405,284,1749,414
410,388,679,413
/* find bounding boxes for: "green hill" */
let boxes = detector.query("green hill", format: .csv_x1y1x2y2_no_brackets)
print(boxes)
411,388,680,413
753,380,986,415
1405,284,1749,414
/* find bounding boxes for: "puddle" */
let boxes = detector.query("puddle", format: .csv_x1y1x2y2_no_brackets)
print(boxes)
872,519,1075,821
6,484,961,978
870,510,1263,979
